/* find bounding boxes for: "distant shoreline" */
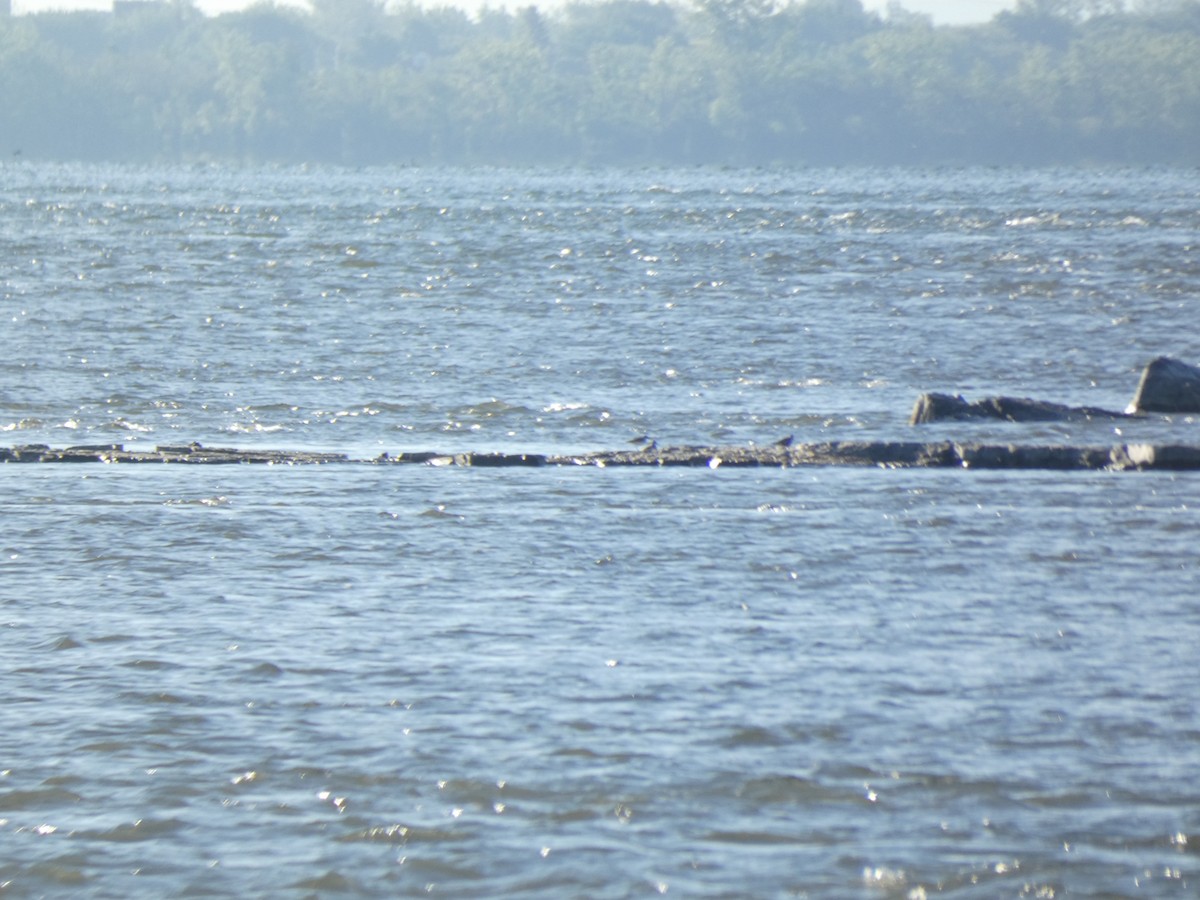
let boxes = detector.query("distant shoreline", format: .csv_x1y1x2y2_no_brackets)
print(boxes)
3,0,1196,167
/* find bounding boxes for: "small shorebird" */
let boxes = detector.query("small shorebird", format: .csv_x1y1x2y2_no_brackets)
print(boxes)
775,434,794,448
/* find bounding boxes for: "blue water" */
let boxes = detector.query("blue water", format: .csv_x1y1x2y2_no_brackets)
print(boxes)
0,163,1198,897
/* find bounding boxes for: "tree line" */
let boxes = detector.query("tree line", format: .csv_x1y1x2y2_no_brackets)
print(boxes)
1,0,1198,165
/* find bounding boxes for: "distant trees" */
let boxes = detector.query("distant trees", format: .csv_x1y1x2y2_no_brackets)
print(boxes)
0,0,1197,165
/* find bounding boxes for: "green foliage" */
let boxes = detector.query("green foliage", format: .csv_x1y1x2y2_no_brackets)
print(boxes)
0,0,1197,164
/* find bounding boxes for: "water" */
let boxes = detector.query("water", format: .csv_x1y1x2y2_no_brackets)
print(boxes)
1,163,1198,897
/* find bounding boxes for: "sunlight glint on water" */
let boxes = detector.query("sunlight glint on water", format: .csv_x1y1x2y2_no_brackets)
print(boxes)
0,164,1197,897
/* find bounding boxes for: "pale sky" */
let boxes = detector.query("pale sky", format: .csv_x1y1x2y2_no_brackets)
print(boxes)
13,0,1018,25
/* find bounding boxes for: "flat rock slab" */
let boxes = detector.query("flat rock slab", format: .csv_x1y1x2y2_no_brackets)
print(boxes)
3,441,1199,471
551,441,1196,470
0,443,350,465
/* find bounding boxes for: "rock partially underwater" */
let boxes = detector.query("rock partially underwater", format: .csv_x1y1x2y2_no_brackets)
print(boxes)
1127,357,1200,414
553,441,1200,470
911,356,1200,424
0,443,350,465
2,440,1198,471
909,393,1128,425
6,358,1195,473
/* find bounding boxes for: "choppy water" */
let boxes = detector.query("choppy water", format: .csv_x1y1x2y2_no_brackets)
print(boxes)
1,164,1198,897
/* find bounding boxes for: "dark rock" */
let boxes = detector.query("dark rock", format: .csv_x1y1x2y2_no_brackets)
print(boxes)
790,440,955,467
953,443,1113,470
909,393,969,424
375,451,441,464
458,452,547,467
1115,443,1200,470
12,444,51,462
47,448,110,463
910,392,1128,424
1127,357,1200,414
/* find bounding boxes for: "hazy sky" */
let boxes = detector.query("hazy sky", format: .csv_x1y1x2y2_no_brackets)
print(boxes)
14,0,1018,25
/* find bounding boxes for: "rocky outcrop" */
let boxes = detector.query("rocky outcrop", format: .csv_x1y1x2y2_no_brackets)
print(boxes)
909,392,1128,424
550,442,1199,471
0,443,349,465
1127,357,1200,414
9,354,1200,471
3,440,1198,471
912,356,1200,423
548,441,959,469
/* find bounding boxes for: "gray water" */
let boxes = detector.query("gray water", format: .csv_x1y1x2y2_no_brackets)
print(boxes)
1,164,1198,897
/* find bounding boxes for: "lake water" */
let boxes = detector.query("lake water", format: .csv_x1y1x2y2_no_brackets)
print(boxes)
0,163,1197,897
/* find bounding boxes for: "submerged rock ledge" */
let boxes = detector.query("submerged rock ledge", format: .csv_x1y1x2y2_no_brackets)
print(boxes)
3,440,1199,471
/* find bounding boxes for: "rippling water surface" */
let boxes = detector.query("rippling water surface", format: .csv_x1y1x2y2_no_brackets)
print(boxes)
1,164,1198,897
